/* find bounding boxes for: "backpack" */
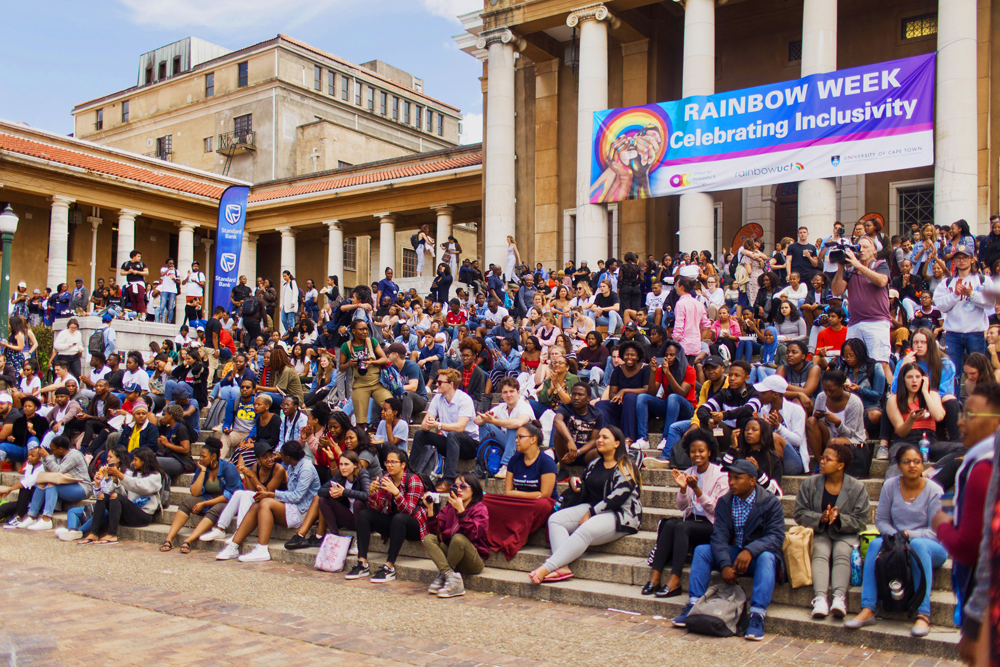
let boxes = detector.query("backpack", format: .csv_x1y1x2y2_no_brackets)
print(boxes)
379,363,406,398
728,252,741,279
474,436,505,478
411,233,421,250
685,583,750,637
241,297,258,318
874,532,927,617
158,471,172,510
88,328,106,356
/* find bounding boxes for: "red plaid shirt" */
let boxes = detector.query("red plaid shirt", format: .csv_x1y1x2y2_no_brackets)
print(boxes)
368,472,428,538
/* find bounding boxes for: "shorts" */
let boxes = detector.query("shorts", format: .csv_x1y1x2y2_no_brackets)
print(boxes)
846,320,891,363
285,504,303,529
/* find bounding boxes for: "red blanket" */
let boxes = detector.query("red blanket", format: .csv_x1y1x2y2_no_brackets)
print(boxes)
483,494,555,561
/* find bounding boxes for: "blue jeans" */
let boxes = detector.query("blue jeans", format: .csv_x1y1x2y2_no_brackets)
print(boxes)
782,441,806,475
595,311,623,335
0,442,28,463
67,506,104,534
163,380,194,402
689,544,778,616
749,365,777,385
156,292,176,323
596,394,640,441
479,423,518,465
861,537,947,618
662,419,692,459
281,311,297,335
943,331,986,396
28,483,89,518
635,393,694,440
736,340,762,363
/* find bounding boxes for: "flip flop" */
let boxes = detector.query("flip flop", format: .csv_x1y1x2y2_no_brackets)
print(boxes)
528,569,545,585
96,538,119,545
543,570,574,582
76,538,96,546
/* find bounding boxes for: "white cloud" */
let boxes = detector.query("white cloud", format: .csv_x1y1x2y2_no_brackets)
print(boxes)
115,0,344,30
420,0,483,23
460,112,483,145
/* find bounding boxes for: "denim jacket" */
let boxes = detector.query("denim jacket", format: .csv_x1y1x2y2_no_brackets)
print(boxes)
276,457,320,514
194,459,242,501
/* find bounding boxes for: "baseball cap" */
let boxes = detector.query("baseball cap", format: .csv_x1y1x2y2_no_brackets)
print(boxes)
17,281,25,288
954,244,973,257
102,313,114,323
124,383,142,394
253,441,274,459
171,386,190,400
625,321,638,332
54,387,71,396
753,374,789,394
387,342,408,357
0,393,13,405
703,355,726,368
725,458,758,478
75,278,83,282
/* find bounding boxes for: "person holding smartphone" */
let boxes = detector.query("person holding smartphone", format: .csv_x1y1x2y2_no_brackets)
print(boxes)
884,363,947,472
422,472,489,598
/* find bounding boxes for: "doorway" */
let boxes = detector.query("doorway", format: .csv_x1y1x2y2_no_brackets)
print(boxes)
774,182,799,244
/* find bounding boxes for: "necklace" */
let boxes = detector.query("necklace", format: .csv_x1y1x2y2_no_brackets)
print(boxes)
899,479,923,502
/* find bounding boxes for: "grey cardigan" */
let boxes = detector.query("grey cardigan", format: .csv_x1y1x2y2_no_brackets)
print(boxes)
42,449,92,498
793,474,870,544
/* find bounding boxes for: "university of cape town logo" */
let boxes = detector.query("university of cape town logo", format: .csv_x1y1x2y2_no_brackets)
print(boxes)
830,155,841,167
220,253,238,273
224,204,243,225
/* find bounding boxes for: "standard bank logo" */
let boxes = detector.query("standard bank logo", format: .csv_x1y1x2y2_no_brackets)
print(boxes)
225,204,243,225
220,253,238,272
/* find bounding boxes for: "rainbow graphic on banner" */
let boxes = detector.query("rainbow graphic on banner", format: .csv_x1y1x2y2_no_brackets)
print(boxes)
592,105,672,174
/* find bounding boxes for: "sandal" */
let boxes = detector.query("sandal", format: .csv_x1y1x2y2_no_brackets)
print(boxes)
97,538,119,545
179,541,191,554
528,568,547,585
543,570,574,583
76,538,96,546
159,541,174,552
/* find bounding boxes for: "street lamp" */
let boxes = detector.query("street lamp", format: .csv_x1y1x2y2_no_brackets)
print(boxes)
0,204,19,339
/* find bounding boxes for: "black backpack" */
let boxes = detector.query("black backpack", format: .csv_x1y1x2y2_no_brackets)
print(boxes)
88,328,106,356
874,532,927,617
241,297,258,318
410,233,421,249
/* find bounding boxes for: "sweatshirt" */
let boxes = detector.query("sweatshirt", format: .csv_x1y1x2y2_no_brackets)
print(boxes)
120,469,164,515
875,477,943,541
696,384,757,428
43,449,91,497
426,501,491,560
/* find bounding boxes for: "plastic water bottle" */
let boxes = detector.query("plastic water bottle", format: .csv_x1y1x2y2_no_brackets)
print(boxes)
919,434,930,462
850,545,862,587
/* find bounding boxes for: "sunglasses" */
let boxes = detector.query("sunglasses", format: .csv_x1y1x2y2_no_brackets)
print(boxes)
453,482,470,491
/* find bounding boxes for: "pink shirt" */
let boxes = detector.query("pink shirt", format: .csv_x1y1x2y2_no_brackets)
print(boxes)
710,318,741,340
672,293,711,356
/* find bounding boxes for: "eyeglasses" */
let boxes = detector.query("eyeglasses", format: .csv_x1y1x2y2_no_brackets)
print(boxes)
960,409,1000,420
899,458,923,467
818,456,839,464
453,482,470,491
385,459,401,466
514,434,534,441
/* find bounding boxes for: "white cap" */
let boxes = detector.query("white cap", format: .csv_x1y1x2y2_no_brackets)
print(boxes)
753,374,789,394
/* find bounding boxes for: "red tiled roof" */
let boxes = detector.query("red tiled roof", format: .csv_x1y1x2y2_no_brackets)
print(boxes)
249,153,482,203
0,134,226,199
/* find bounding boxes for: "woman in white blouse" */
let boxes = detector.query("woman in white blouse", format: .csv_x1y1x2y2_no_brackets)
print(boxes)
52,318,84,378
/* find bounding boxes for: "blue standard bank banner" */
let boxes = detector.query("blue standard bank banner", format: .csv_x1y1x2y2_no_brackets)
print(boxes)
212,185,249,310
589,54,935,202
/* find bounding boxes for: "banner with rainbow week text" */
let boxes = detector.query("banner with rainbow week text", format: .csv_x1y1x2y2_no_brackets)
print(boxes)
589,54,935,203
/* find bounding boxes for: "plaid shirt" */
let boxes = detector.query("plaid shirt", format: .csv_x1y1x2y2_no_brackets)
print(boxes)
368,472,428,538
731,489,756,548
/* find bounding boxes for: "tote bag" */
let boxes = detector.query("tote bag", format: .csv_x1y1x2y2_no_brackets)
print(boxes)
782,525,814,589
314,533,353,572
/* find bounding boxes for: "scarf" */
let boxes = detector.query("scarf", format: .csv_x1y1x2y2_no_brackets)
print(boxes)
760,326,779,364
128,421,145,452
954,432,997,524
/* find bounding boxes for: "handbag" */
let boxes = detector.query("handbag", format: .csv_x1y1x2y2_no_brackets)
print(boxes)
314,533,353,572
782,525,814,589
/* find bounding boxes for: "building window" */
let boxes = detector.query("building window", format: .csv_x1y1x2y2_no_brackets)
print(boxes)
342,76,350,101
238,61,248,87
415,106,422,128
155,134,172,159
788,40,802,62
205,73,214,97
121,100,129,123
438,114,444,136
314,65,322,91
204,136,213,153
145,66,153,85
344,237,357,270
172,56,181,76
903,13,937,40
338,160,352,168
402,248,417,278
95,109,103,130
404,101,410,124
379,91,387,115
426,110,433,132
158,61,167,80
355,79,361,105
899,185,934,228
367,87,375,111
234,114,252,140
392,96,399,120
328,70,336,95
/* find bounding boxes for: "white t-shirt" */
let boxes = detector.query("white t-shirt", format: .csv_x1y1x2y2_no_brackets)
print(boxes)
645,291,667,312
488,398,533,426
184,272,206,297
159,267,178,294
427,390,479,438
90,366,111,384
174,334,194,349
122,368,150,392
20,376,41,395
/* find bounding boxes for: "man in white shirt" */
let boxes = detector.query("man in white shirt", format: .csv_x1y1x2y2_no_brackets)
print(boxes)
157,258,179,324
182,260,206,325
748,374,808,475
479,298,508,329
411,368,479,493
474,377,533,470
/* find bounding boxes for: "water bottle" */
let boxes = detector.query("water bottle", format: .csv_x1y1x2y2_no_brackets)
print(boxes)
919,433,930,462
850,545,862,587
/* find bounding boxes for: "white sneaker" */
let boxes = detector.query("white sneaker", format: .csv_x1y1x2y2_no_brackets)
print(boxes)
492,465,508,479
348,541,358,556
630,438,649,450
830,595,847,618
3,517,19,529
876,445,889,460
238,544,271,563
27,518,53,531
15,517,37,529
199,528,227,542
215,543,241,560
58,529,84,542
811,596,830,619
54,527,67,537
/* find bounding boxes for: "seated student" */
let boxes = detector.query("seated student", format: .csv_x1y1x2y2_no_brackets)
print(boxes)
673,458,785,641
374,398,409,456
160,439,241,553
166,386,200,438
411,369,479,493
750,374,808,476
220,379,257,459
529,426,642,584
733,417,785,491
276,395,308,453
806,370,868,475
594,341,650,442
216,440,320,562
0,394,47,464
417,331,445,383
691,361,756,458
344,427,383,480
642,429,727,598
884,328,960,445
794,443,870,619
0,444,45,527
235,394,279,467
475,377,532,469
504,422,557,499
285,450,369,550
38,387,82,451
813,306,848,370
487,336,522,388
776,340,821,411
633,341,695,451
832,338,886,438
197,442,287,544
154,403,196,477
79,448,164,545
775,271,808,308
744,326,779,384
117,400,158,454
423,472,489,598
552,383,603,466
346,449,427,583
21,435,90,531
885,363,949,469
650,355,728,468
454,338,488,405
845,444,947,637
76,378,122,454
384,343,429,423
530,353,578,418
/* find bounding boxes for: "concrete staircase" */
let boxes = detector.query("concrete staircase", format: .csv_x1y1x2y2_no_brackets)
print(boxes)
1,398,961,658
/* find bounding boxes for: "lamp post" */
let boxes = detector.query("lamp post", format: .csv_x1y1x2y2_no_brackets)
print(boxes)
0,205,19,340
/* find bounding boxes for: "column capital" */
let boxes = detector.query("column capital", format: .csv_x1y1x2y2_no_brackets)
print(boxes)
49,195,76,208
567,4,619,30
323,220,342,230
179,221,200,233
477,27,526,52
87,216,102,230
374,213,397,223
276,226,297,237
244,232,260,243
431,205,455,215
118,208,141,219
202,238,214,248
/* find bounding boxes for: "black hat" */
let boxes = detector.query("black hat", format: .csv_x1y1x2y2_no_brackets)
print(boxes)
725,459,758,478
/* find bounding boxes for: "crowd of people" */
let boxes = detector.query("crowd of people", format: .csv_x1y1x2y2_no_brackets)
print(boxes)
2,213,1000,657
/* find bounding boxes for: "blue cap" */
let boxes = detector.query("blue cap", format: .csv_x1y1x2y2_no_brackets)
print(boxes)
102,313,114,323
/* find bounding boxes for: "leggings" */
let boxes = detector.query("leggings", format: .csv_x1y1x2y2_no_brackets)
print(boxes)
355,509,421,563
216,489,258,531
648,516,714,579
422,532,485,576
317,496,361,534
89,494,153,536
812,533,853,599
543,503,626,572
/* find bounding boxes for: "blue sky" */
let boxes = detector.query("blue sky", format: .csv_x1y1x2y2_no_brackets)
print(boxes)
0,0,484,143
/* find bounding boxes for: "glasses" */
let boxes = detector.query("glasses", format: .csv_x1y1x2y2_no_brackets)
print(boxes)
514,434,533,441
385,459,401,466
960,409,1000,420
818,456,839,464
453,482,470,491
899,458,923,467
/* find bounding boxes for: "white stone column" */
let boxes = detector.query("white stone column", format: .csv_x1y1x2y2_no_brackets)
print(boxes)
241,233,258,282
935,0,978,231
87,215,101,300
678,0,715,254
324,221,343,283
432,205,454,250
116,209,140,273
202,239,214,310
476,28,524,271
569,5,618,265
797,0,838,238
277,226,297,332
46,195,75,290
177,221,199,281
376,213,397,275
